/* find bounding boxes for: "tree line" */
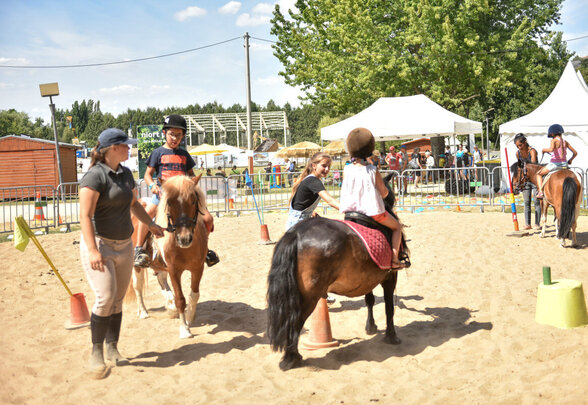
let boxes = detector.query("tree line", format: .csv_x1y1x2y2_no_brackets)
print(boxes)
0,100,325,148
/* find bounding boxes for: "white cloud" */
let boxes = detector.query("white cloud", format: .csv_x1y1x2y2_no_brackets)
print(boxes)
98,85,141,95
252,3,274,14
219,1,241,15
0,57,28,66
0,82,15,88
149,85,171,92
250,42,272,51
236,13,271,27
175,6,207,22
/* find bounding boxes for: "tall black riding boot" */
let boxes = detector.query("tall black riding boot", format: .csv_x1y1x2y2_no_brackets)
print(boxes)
105,312,129,366
89,313,110,379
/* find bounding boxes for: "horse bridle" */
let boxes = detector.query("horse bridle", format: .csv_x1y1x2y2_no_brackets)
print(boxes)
164,197,201,233
514,160,529,192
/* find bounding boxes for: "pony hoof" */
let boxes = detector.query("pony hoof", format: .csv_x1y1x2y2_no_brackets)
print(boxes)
279,353,303,371
365,324,378,335
179,329,194,339
138,310,149,319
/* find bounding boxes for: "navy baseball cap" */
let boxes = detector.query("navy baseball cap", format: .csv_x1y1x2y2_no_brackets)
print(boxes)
97,128,138,150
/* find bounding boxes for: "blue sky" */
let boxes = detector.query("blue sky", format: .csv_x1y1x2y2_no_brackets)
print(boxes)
0,0,587,124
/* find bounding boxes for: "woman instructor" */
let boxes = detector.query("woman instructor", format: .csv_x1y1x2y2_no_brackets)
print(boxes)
79,128,164,379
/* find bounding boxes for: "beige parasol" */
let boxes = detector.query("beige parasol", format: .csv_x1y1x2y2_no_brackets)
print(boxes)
276,141,322,158
323,140,346,156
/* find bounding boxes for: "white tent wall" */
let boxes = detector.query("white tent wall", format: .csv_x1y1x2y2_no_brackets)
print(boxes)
499,61,588,182
320,95,482,142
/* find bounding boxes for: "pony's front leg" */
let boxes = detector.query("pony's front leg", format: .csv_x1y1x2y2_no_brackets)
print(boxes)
133,268,149,319
382,274,400,345
185,268,204,325
169,271,192,339
156,271,176,312
185,291,200,325
365,292,377,335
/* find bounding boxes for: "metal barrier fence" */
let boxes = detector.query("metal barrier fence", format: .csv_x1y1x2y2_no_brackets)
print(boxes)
1,185,56,234
1,167,587,235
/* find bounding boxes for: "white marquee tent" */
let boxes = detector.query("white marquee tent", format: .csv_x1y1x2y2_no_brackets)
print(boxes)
320,95,482,142
499,60,588,175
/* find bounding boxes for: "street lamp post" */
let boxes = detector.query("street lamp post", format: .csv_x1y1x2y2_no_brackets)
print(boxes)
39,82,65,197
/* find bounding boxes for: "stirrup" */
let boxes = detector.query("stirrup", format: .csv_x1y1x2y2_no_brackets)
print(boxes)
206,250,220,267
398,251,411,268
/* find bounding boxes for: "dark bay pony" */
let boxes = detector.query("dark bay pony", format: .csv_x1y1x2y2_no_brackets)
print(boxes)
511,160,582,247
130,175,209,338
267,174,409,370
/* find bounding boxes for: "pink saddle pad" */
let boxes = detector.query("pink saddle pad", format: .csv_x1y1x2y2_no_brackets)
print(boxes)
336,220,393,270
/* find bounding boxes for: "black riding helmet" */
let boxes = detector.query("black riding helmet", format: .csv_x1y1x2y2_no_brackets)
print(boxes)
163,114,187,132
547,124,564,138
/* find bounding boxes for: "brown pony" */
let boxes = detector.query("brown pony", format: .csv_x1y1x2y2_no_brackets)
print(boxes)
130,175,209,338
511,160,582,247
267,174,409,370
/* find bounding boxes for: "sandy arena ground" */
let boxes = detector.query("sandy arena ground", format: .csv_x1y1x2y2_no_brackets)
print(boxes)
1,210,587,404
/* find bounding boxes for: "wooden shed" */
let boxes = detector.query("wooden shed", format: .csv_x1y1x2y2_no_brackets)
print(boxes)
0,135,81,197
400,137,432,155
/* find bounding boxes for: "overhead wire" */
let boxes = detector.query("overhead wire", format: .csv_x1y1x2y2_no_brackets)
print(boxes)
0,36,242,69
0,33,585,70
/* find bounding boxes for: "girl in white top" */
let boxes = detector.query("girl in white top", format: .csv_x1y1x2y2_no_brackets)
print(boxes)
340,128,402,268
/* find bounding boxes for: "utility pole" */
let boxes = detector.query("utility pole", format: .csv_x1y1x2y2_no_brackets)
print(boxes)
484,108,495,161
244,32,253,150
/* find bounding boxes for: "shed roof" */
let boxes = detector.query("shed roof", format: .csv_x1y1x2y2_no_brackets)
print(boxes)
0,135,82,149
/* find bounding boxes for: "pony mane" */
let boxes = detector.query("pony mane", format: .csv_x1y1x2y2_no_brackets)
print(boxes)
159,176,206,216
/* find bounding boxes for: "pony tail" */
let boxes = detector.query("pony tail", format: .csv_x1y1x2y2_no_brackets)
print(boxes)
267,231,302,353
89,143,108,167
558,177,577,239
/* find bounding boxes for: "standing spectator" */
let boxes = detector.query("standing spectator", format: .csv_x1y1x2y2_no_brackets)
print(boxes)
385,146,399,171
455,145,467,180
473,145,483,181
408,147,423,189
215,166,227,177
425,151,435,183
397,145,408,193
79,128,165,379
286,158,296,187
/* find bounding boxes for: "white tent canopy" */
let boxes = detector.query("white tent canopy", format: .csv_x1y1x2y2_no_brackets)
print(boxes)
499,60,588,173
320,95,482,142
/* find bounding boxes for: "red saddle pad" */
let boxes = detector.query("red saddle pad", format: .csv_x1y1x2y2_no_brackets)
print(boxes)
336,219,393,270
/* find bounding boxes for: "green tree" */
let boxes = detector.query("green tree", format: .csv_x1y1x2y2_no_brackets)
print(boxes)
271,0,571,145
0,109,34,136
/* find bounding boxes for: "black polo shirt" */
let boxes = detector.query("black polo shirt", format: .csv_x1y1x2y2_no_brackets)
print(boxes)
80,162,136,240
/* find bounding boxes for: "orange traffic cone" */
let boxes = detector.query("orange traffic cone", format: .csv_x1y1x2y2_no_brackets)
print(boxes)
65,293,91,330
229,198,234,209
34,192,46,220
258,224,274,245
302,297,339,350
